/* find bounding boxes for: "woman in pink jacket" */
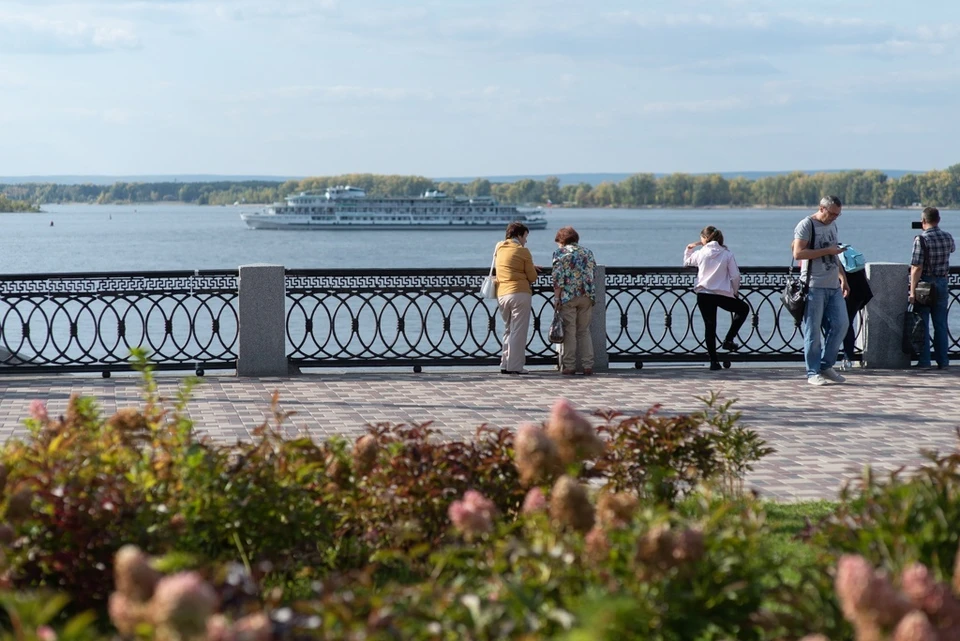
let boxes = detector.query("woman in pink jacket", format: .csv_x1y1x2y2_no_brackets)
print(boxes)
683,226,749,371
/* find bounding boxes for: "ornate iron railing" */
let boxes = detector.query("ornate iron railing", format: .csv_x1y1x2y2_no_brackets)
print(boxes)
0,266,954,374
0,271,239,374
606,267,809,365
283,267,821,369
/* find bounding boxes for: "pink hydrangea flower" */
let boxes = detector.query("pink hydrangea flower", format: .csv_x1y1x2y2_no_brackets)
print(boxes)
514,423,561,485
448,490,496,536
546,398,604,464
522,487,547,514
36,626,57,641
892,611,937,641
206,615,236,641
148,571,218,634
29,400,48,423
584,526,610,562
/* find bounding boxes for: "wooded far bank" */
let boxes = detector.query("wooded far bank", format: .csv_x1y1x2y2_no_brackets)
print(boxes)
3,166,960,210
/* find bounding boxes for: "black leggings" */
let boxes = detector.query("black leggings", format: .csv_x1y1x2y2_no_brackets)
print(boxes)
696,293,750,363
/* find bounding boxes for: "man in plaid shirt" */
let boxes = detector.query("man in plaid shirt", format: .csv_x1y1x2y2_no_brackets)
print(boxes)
909,206,955,369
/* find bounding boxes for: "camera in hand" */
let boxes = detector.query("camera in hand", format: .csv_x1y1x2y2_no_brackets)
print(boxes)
912,221,923,229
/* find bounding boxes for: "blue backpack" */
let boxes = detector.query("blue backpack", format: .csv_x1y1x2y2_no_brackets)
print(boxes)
840,245,866,273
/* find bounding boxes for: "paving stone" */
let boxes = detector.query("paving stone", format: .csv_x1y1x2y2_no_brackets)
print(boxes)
0,366,956,501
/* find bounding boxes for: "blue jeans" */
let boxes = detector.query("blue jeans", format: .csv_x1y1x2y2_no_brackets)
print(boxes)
803,287,849,378
917,276,949,368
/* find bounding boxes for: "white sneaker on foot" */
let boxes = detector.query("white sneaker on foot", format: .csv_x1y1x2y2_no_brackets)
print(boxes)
821,367,846,383
807,374,829,386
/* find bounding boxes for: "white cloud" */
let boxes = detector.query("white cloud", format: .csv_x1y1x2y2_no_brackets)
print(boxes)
53,106,134,124
636,90,794,116
0,11,140,52
213,0,339,21
641,97,746,114
322,85,435,101
0,70,27,88
231,84,437,103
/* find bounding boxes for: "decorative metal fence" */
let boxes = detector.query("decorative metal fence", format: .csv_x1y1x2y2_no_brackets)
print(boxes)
605,267,809,365
0,271,239,374
283,267,816,369
0,266,955,374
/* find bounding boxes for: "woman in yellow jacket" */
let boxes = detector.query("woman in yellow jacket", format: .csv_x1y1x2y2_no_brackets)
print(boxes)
495,222,539,374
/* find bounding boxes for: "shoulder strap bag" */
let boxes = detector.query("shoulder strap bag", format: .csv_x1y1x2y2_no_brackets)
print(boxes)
480,248,498,299
781,218,815,324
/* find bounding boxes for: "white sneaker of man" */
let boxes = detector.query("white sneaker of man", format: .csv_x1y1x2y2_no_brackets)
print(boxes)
820,367,846,383
807,374,829,386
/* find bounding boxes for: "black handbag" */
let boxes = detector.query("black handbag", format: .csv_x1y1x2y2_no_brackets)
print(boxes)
781,220,814,324
915,281,936,307
901,305,925,355
781,273,809,324
548,307,564,344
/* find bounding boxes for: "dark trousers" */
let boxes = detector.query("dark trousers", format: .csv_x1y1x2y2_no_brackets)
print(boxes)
842,301,861,361
696,293,750,363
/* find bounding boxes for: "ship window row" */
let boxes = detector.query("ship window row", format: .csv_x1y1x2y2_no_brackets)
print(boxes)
316,208,490,214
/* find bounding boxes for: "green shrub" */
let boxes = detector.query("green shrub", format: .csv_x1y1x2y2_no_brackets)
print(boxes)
594,393,773,505
810,446,960,580
0,355,781,636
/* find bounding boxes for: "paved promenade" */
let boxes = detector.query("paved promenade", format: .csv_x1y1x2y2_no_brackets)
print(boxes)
0,365,956,501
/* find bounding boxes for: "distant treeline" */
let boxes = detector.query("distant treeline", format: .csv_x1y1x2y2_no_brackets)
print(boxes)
4,166,960,209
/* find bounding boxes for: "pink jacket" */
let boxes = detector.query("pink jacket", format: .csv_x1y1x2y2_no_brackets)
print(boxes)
683,241,741,298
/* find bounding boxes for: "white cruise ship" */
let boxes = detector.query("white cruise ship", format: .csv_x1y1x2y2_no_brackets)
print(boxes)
241,186,548,231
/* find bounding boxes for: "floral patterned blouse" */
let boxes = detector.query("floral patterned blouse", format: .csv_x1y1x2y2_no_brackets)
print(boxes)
551,244,597,305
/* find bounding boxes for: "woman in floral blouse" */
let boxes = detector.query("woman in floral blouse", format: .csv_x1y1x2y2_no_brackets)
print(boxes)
552,226,597,375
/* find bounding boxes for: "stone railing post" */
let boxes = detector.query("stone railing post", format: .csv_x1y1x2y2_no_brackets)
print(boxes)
592,265,609,371
863,262,910,369
237,264,288,376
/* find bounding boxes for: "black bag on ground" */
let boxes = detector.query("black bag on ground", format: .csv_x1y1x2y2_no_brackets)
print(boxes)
901,305,925,355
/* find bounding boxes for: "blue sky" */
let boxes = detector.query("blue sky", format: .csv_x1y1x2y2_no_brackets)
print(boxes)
2,0,959,177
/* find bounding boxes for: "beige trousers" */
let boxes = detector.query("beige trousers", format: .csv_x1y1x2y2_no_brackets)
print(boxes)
559,295,594,371
498,292,532,372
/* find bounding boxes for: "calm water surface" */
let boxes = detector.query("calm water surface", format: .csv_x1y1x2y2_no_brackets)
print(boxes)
0,204,944,274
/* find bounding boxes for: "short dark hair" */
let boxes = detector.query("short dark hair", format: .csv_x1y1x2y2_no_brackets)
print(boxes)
820,195,842,208
922,206,941,224
554,226,579,245
505,222,529,239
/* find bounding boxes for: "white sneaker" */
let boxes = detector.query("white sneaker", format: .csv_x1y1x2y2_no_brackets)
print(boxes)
839,359,852,372
821,367,846,383
807,374,829,386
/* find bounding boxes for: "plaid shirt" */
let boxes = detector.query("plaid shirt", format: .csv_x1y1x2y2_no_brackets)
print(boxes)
911,226,955,277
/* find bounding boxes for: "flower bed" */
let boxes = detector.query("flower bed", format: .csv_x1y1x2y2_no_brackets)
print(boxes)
0,354,959,640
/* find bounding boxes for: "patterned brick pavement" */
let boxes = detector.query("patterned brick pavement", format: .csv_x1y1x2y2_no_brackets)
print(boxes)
0,365,956,502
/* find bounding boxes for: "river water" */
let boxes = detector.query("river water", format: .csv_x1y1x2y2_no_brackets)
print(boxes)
0,203,945,274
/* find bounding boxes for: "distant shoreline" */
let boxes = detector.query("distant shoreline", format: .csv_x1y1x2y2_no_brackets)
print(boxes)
32,202,924,211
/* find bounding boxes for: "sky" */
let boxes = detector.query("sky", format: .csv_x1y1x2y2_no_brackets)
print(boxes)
2,0,960,178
